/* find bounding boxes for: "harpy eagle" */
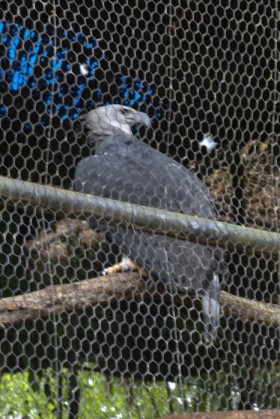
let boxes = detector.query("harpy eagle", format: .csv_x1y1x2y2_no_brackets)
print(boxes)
74,105,226,341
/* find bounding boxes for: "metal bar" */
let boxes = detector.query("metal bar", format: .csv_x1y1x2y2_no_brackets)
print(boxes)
0,175,279,252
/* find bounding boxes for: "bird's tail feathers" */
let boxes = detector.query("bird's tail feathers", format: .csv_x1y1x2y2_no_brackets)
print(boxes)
202,273,221,343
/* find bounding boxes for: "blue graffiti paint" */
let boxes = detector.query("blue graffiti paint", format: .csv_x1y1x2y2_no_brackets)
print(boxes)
0,105,7,117
0,21,164,125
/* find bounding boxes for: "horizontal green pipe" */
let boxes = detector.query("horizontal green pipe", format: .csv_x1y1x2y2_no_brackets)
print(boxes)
0,175,279,252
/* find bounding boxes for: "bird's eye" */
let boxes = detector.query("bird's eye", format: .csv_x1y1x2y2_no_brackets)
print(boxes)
121,108,129,114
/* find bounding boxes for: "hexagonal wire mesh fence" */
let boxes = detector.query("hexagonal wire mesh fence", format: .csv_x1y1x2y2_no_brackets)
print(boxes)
0,0,279,417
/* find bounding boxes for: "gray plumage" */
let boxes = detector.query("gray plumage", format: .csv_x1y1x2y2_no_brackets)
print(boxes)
74,104,226,341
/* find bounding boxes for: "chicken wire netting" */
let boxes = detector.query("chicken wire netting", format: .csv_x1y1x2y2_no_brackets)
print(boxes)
0,0,279,417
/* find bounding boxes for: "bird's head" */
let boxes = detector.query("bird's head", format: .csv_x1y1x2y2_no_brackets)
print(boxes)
80,105,151,140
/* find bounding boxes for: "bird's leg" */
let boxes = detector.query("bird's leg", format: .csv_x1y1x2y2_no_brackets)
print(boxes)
103,256,148,277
